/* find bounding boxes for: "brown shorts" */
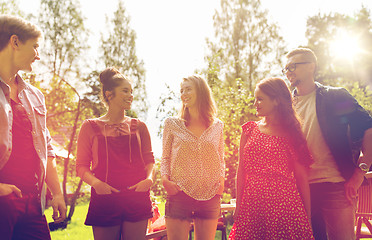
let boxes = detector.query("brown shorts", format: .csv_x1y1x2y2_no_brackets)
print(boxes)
165,191,221,221
85,189,153,226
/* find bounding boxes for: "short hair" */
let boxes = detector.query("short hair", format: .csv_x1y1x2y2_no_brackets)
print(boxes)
286,47,317,65
0,14,42,51
99,67,131,105
179,75,217,127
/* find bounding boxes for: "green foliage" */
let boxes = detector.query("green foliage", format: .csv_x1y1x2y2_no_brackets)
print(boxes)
97,0,148,119
35,0,93,222
198,0,282,196
155,84,180,137
212,78,257,196
38,0,89,77
45,203,93,239
348,82,372,114
81,70,106,118
306,6,372,87
207,0,286,91
150,159,166,201
0,0,23,16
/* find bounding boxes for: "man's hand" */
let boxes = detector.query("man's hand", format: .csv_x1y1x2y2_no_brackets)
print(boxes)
51,194,67,223
0,183,22,198
344,168,365,204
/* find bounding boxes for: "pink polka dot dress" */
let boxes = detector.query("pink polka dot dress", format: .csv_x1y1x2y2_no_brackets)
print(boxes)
229,121,314,240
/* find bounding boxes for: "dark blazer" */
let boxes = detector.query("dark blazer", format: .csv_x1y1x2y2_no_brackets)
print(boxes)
314,82,372,181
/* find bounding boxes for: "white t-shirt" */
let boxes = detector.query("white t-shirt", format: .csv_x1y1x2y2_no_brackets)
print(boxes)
294,90,345,184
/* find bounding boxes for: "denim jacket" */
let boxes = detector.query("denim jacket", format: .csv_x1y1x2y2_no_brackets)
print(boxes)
314,82,372,181
0,75,55,212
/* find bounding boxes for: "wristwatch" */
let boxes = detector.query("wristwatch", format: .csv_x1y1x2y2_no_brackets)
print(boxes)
359,162,369,173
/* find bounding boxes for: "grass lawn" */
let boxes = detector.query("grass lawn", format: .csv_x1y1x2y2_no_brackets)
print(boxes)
45,203,93,240
45,202,233,240
46,203,371,240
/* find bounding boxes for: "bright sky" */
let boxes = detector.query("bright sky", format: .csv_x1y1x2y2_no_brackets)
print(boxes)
17,0,372,158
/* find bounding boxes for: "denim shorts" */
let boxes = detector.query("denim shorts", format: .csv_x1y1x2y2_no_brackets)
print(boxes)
165,191,221,220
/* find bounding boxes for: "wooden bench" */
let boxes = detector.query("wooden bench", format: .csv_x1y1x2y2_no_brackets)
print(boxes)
145,229,167,239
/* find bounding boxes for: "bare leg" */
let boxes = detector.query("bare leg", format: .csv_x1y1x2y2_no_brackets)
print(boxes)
92,225,121,240
166,217,191,240
121,219,148,240
194,218,218,240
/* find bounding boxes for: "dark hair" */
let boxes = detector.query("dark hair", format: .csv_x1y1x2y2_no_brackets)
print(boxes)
99,67,131,105
256,77,312,166
179,75,217,127
0,14,42,51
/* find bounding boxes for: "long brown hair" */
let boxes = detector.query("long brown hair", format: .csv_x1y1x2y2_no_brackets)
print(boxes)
256,77,312,165
179,75,217,127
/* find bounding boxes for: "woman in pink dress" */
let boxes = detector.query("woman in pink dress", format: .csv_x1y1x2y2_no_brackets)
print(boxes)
229,78,314,240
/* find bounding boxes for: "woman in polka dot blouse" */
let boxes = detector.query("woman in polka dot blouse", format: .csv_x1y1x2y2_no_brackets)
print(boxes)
229,78,314,240
161,75,225,240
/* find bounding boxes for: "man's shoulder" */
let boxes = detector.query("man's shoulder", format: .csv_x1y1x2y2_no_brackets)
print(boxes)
315,82,352,100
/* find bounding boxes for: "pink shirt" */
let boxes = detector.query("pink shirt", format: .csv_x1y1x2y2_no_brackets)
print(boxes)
76,118,154,178
161,117,225,200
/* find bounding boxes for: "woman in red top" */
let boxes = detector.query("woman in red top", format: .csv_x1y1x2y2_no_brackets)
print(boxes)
76,67,154,240
229,78,314,240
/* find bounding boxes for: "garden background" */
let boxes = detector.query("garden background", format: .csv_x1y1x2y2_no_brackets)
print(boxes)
1,0,372,239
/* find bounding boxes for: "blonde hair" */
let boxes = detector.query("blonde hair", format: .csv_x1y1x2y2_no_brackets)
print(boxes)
286,48,317,64
0,14,42,51
179,75,217,127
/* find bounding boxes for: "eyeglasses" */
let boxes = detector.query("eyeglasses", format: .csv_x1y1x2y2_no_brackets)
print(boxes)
282,62,311,74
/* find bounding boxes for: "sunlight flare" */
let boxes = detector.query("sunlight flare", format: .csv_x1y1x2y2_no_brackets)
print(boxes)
329,29,362,60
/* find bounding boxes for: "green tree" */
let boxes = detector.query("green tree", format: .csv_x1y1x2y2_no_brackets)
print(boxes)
37,0,91,224
199,0,285,196
0,0,23,16
208,0,285,91
306,6,372,113
85,0,148,119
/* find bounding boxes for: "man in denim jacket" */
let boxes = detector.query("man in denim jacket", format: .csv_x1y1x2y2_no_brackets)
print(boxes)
0,15,66,239
283,47,372,240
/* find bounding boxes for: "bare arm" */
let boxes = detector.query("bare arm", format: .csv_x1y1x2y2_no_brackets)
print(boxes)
294,161,311,218
45,157,67,223
234,132,248,219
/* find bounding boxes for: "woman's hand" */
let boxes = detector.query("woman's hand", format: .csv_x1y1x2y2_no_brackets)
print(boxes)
0,183,22,197
128,179,153,192
92,180,119,195
162,179,181,195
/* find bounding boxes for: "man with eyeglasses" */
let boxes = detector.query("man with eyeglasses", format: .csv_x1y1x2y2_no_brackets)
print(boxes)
283,47,372,240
